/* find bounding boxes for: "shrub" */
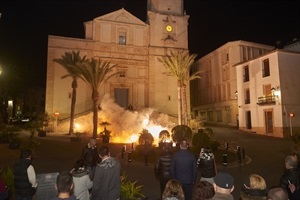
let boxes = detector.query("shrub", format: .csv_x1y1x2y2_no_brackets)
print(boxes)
192,128,219,153
192,129,210,148
138,129,154,145
171,125,192,144
0,167,15,196
121,172,145,200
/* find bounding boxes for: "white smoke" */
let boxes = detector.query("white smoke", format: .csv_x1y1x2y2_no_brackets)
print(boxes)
98,94,176,144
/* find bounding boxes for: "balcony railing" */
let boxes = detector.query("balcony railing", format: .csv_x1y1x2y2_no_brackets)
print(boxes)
257,95,276,105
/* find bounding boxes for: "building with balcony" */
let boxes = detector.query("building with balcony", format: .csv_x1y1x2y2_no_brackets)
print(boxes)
235,49,300,138
190,40,273,127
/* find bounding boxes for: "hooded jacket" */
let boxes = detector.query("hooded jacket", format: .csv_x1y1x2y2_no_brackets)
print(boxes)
71,168,93,200
90,157,121,200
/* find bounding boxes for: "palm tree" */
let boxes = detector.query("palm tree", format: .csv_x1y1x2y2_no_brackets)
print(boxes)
53,51,87,135
158,50,200,125
73,58,119,138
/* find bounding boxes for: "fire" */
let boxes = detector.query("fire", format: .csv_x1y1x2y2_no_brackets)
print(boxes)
109,124,170,146
72,94,177,146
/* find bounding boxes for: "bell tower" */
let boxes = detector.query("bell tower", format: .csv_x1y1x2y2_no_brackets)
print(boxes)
147,0,184,16
147,0,189,48
146,0,191,119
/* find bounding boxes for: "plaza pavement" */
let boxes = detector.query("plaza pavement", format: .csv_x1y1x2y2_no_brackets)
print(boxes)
0,126,294,200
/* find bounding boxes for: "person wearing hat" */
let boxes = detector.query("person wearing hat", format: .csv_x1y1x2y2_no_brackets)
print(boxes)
212,172,234,200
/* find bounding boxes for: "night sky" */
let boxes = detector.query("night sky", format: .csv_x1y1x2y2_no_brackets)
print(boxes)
0,0,299,93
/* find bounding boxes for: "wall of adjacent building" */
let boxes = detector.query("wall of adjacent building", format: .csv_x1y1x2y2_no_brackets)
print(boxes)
190,40,273,128
236,49,300,138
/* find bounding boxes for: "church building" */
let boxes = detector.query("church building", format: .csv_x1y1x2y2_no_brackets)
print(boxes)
45,0,190,130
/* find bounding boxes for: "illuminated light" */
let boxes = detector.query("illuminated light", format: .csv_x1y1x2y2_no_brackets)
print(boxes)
274,90,281,96
75,123,81,132
8,100,13,107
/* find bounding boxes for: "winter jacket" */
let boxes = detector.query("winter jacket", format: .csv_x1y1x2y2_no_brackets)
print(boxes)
154,150,172,181
71,168,93,200
81,144,99,167
197,152,216,178
171,149,197,185
279,168,300,200
13,158,36,198
90,157,121,200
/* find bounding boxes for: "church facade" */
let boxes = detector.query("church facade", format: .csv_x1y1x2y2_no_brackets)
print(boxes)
45,0,190,127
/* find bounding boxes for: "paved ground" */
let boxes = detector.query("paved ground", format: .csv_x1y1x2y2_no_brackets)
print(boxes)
0,127,295,200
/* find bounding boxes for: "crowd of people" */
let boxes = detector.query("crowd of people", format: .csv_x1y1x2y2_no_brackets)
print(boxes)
2,137,300,200
154,140,300,200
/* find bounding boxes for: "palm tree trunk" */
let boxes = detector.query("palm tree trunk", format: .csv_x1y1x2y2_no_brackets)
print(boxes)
181,84,188,125
69,79,77,135
92,90,99,138
177,82,182,125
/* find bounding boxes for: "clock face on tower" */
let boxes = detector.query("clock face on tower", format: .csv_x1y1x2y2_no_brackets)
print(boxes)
165,25,173,32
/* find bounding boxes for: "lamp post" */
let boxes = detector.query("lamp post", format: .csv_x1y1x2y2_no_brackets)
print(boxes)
54,111,60,133
290,113,294,136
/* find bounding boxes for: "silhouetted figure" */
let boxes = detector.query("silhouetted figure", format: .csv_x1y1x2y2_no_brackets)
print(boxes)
171,140,197,200
154,144,173,196
13,149,37,200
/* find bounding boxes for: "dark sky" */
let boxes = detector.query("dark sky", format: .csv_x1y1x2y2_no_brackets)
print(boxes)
0,0,299,92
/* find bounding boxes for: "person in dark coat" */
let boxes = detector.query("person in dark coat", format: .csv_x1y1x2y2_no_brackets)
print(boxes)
81,137,99,179
13,149,37,200
279,155,300,200
197,147,217,184
154,143,173,196
171,140,197,200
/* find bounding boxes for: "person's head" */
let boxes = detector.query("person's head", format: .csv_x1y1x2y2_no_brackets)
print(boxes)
267,187,288,200
213,172,234,194
89,137,97,145
163,143,172,152
55,171,73,194
179,140,188,149
20,149,32,159
98,145,109,158
193,181,215,200
285,155,298,169
203,147,212,153
249,174,267,190
162,179,185,200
